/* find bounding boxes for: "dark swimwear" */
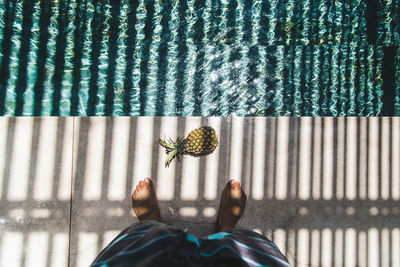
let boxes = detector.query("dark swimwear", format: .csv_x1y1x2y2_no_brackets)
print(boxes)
91,220,290,267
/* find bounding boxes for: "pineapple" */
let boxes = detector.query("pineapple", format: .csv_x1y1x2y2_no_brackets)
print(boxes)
159,126,218,167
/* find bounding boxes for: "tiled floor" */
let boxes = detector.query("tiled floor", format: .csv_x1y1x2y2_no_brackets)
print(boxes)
0,117,399,267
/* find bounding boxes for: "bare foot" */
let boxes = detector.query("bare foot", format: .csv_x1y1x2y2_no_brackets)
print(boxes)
216,179,247,232
132,178,161,222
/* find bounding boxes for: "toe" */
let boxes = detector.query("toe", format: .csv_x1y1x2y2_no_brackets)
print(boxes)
233,182,240,190
139,181,145,187
222,184,230,196
230,184,242,199
236,182,244,193
144,178,153,188
226,180,235,191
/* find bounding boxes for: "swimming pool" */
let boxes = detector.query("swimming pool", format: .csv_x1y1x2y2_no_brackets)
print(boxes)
0,0,399,116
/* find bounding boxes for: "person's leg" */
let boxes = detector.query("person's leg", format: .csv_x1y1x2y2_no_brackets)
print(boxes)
103,177,167,249
132,177,161,221
200,180,290,266
215,179,247,232
202,228,290,267
91,178,181,266
101,177,166,249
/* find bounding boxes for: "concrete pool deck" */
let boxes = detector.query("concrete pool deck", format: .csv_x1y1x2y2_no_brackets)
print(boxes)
0,117,399,267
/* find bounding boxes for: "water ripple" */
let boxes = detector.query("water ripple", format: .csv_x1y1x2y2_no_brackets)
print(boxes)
366,45,375,116
0,0,7,68
95,2,112,115
163,0,179,116
129,0,146,115
338,44,348,116
300,0,310,45
0,0,396,116
318,1,328,43
303,45,312,116
311,46,320,116
329,45,339,116
293,45,303,116
22,1,41,115
112,1,130,116
253,45,267,115
273,46,284,115
200,45,215,115
357,43,366,116
42,1,61,115
320,45,330,115
375,46,384,115
143,0,162,116
348,41,357,116
218,45,232,116
266,1,277,46
381,0,393,46
395,46,400,115
181,0,197,116
59,0,77,115
74,1,93,116
4,1,23,115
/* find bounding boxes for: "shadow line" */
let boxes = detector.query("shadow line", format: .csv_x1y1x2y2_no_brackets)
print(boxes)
1,117,400,267
69,117,90,267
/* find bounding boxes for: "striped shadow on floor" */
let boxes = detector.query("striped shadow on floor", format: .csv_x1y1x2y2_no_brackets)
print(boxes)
0,117,399,266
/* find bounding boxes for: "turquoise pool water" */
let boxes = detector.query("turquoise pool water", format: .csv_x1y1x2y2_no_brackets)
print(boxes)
0,0,399,116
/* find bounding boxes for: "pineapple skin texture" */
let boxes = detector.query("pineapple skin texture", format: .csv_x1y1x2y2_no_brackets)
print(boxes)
183,126,218,155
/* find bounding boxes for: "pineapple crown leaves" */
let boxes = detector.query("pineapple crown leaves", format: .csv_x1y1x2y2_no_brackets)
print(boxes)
159,137,175,153
159,136,185,167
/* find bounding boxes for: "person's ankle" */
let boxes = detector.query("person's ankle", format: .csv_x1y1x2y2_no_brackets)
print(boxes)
217,222,234,232
218,226,233,232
